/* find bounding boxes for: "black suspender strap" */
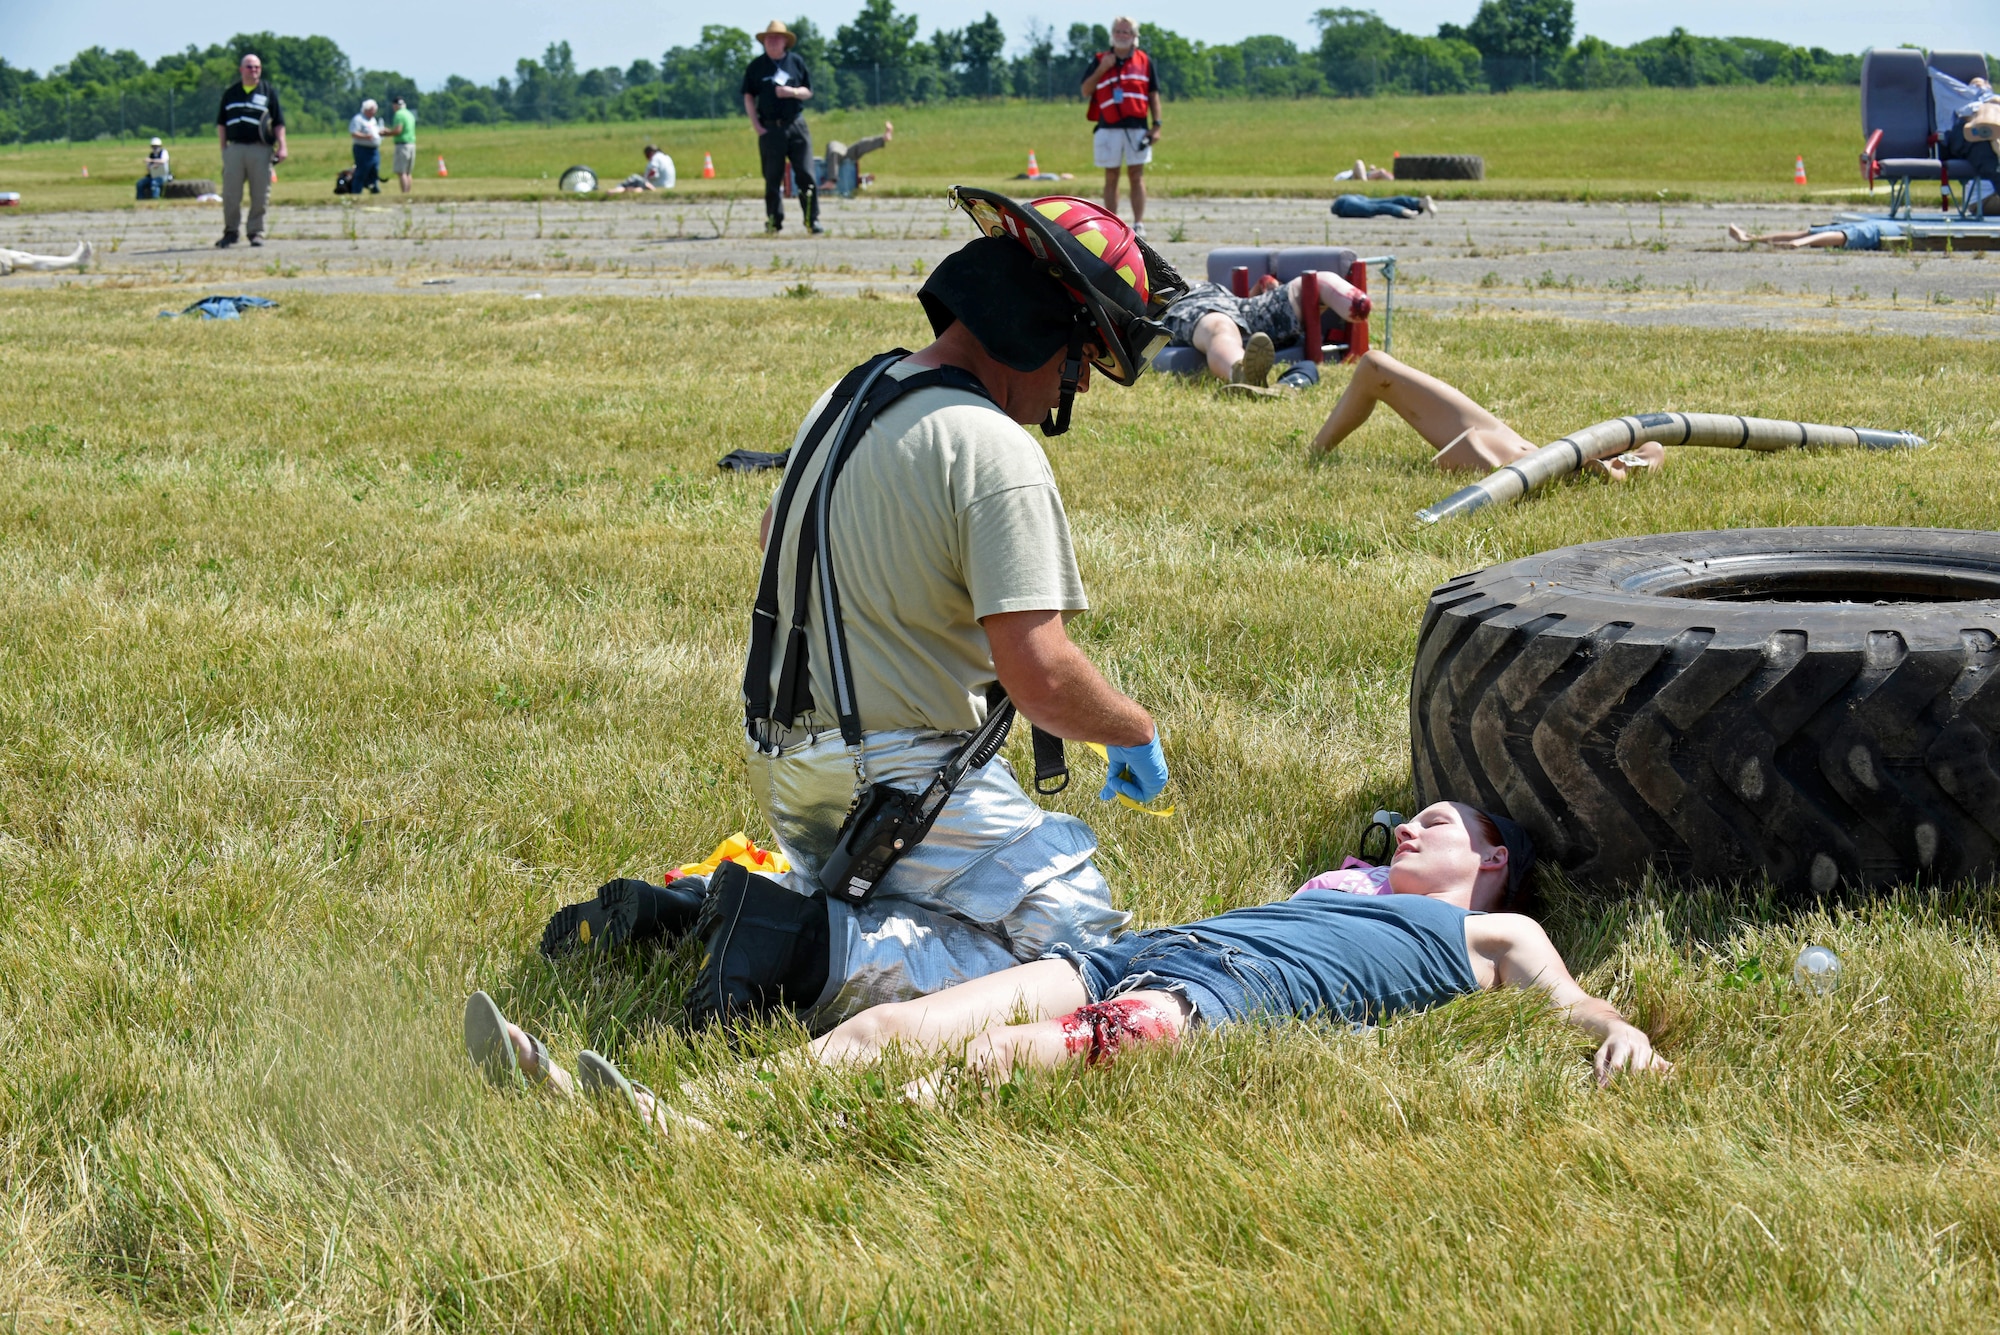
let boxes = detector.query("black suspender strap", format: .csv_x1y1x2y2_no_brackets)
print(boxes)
744,350,905,736
745,352,1069,792
783,360,994,746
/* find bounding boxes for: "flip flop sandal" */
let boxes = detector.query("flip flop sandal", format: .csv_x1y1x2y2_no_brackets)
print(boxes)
577,1048,656,1122
463,990,551,1089
578,1051,719,1136
1218,382,1283,399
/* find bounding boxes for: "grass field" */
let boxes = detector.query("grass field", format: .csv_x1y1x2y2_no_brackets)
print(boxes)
0,84,1879,215
3,289,1999,1329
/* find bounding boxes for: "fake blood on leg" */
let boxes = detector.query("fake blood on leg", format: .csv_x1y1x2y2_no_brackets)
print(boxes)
1056,996,1183,1065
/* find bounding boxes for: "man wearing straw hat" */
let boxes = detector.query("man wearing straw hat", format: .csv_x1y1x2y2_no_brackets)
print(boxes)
742,20,821,234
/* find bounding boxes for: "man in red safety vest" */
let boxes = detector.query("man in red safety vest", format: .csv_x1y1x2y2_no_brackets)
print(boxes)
1080,17,1163,238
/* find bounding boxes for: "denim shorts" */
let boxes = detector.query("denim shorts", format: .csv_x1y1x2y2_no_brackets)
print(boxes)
1160,282,1303,351
1047,928,1295,1025
1813,220,1900,250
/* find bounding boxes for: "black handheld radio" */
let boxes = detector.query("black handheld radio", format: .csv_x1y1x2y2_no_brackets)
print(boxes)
819,696,1021,904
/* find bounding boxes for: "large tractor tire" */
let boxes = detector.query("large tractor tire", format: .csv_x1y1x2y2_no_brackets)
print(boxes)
161,179,217,199
1393,154,1484,181
1410,528,2000,901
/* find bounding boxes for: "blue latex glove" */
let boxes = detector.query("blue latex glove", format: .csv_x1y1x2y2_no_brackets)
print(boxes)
1100,732,1169,804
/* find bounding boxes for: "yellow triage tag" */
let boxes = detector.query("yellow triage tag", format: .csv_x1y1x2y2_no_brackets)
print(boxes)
1084,743,1175,818
677,832,792,879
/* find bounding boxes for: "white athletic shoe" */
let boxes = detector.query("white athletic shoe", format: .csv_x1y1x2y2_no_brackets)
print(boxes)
1133,221,1148,239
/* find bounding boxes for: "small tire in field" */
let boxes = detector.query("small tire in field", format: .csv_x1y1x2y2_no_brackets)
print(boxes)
1392,154,1484,181
161,179,216,199
1410,527,2000,901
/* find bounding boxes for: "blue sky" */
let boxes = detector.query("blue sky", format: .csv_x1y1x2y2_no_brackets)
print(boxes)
5,0,1993,86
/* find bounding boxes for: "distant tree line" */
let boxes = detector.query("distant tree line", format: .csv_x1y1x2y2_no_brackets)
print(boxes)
0,2,1887,144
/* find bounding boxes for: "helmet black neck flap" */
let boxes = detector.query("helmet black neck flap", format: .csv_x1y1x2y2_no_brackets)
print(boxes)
935,186,1189,438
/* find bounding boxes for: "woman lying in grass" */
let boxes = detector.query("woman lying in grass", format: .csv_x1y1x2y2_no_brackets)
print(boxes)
465,801,1670,1133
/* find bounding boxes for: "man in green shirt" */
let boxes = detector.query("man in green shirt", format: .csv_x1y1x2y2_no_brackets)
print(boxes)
387,97,418,194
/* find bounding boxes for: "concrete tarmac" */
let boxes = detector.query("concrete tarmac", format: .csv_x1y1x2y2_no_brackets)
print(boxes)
4,196,1996,340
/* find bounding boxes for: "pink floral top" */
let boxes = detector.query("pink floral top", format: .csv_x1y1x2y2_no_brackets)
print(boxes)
1291,857,1393,898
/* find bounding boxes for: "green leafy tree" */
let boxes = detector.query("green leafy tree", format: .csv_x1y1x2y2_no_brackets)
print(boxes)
1558,35,1642,88
1009,21,1058,99
1138,24,1215,100
1462,0,1573,90
1315,9,1473,96
56,47,149,86
836,0,920,103
962,14,1006,97
658,25,750,118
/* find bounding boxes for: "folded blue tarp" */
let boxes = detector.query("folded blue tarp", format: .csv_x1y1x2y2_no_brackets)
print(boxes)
158,295,278,320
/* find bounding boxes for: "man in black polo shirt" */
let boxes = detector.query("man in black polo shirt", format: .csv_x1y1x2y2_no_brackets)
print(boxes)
215,53,288,248
741,21,820,235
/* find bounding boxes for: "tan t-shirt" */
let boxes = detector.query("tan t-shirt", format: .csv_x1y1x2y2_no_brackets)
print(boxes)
754,361,1087,735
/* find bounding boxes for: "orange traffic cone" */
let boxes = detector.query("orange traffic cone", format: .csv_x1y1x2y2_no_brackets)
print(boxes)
436,155,449,177
1026,149,1040,177
701,152,715,179
1794,155,1808,185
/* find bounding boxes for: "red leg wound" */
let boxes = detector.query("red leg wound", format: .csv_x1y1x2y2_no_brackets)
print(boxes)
1055,996,1182,1065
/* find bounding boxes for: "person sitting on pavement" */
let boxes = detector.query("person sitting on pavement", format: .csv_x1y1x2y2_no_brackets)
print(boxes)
1332,192,1434,220
536,188,1189,1037
1310,349,1662,480
610,143,677,192
466,800,1671,1134
819,120,893,191
1725,220,1904,251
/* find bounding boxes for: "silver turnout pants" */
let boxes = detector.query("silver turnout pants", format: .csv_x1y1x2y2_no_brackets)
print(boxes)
745,725,1130,1030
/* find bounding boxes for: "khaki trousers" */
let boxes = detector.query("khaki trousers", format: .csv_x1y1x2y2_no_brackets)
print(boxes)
221,141,273,239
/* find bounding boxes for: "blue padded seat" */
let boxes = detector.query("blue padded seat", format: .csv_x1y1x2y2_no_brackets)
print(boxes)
1864,48,1935,159
1928,51,1990,86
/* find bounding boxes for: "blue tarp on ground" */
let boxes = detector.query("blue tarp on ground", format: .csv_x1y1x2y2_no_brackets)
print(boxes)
158,295,278,320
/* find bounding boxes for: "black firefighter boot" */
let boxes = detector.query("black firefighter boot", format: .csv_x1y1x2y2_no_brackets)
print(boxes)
539,875,708,959
685,860,831,1031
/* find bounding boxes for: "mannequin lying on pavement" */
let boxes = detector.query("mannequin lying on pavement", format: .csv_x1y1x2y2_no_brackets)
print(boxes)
463,801,1669,1134
0,241,92,275
1311,349,1665,481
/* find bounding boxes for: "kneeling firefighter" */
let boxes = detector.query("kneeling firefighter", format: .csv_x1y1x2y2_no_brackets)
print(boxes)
560,189,1187,1033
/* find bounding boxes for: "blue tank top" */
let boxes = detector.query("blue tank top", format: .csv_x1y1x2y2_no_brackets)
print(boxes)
1179,891,1479,1025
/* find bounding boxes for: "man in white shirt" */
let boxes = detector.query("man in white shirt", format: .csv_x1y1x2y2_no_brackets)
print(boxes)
348,100,384,195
